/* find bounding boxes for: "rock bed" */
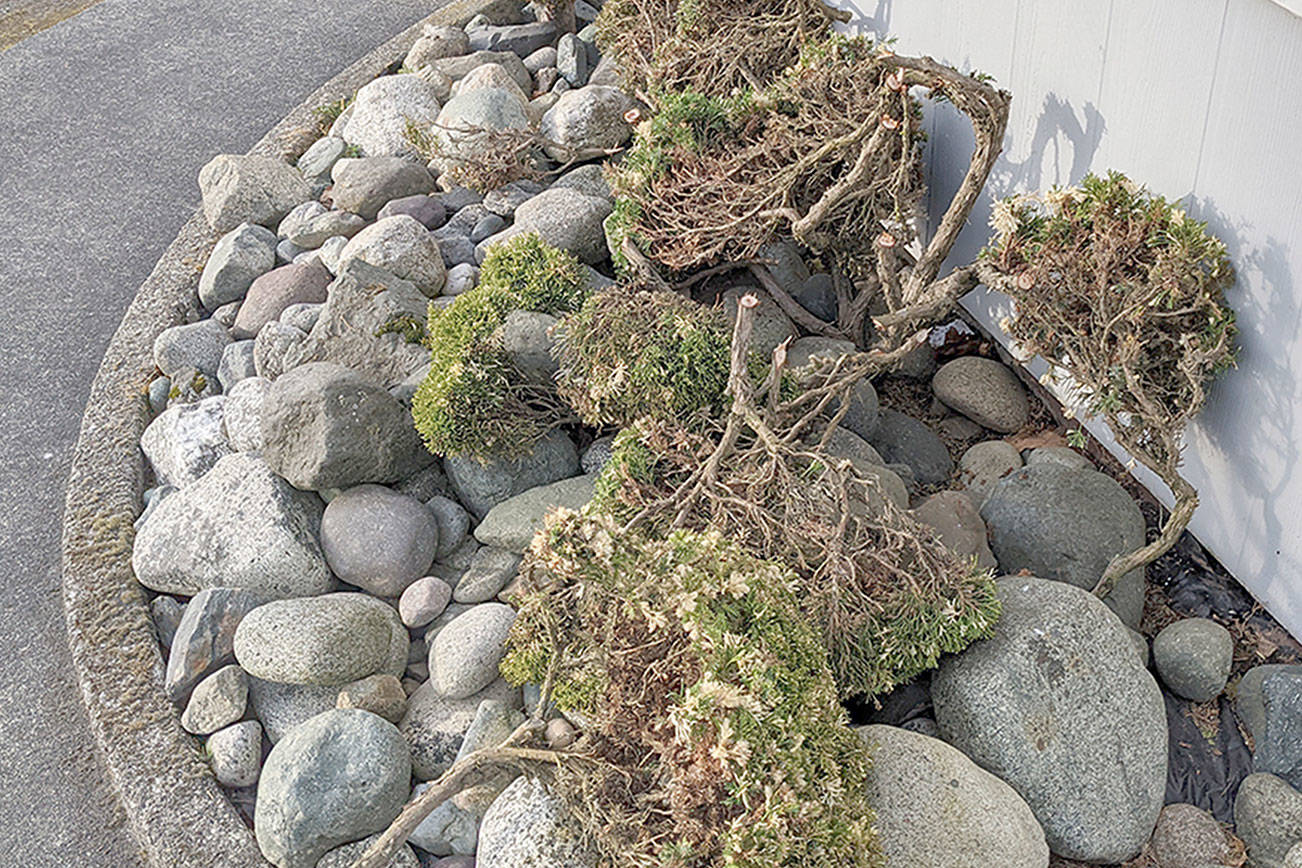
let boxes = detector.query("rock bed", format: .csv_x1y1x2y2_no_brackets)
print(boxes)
126,5,1302,868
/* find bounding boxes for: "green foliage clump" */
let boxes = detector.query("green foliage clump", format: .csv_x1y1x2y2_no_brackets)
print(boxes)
982,171,1236,472
501,510,882,868
412,234,589,460
590,421,1001,697
555,287,736,429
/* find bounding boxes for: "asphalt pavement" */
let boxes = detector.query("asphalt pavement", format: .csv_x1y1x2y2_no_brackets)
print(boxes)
0,1,441,863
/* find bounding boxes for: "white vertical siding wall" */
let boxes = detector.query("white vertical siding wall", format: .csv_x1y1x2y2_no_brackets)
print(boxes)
834,0,1302,637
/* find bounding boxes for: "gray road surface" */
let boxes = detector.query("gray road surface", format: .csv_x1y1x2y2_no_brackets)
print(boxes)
0,1,441,863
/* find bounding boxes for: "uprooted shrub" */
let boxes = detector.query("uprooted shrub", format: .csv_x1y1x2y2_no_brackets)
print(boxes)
582,295,1000,696
979,171,1237,596
500,510,882,868
593,0,846,101
554,286,741,430
606,36,1011,361
412,233,589,460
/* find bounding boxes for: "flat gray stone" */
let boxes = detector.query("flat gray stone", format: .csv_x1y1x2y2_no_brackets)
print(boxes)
932,576,1166,863
207,719,263,788
217,340,257,391
858,724,1048,868
474,473,596,553
153,318,231,380
428,495,470,559
502,187,612,265
399,576,453,628
912,490,997,571
1258,670,1302,790
957,440,1023,508
453,546,521,604
131,453,332,598
429,602,517,700
255,709,411,868
336,673,408,725
431,50,532,93
1238,664,1302,744
468,21,556,56
330,156,436,220
260,362,432,491
868,408,953,487
296,136,346,184
406,25,471,68
410,782,498,857
180,664,247,735
980,463,1146,629
445,428,579,519
165,586,268,704
234,593,407,686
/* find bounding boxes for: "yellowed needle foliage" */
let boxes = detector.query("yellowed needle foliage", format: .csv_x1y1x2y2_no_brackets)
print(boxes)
980,171,1237,594
500,510,882,868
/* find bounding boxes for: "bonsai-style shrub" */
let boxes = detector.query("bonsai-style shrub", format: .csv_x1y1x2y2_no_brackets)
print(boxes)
606,36,1012,362
585,296,1000,696
979,171,1237,596
554,286,737,429
500,509,882,868
594,0,846,101
412,233,589,461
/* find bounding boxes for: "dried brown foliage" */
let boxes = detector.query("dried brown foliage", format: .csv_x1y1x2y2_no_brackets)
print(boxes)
593,0,847,101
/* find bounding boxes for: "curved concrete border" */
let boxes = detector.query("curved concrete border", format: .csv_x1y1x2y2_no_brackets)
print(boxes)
60,2,516,865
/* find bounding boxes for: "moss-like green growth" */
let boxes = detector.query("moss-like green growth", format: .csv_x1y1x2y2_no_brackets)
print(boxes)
590,421,1001,697
375,313,425,345
555,287,737,429
501,510,882,868
412,234,590,460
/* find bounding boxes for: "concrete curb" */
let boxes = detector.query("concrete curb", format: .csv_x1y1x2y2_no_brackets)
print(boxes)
59,1,516,865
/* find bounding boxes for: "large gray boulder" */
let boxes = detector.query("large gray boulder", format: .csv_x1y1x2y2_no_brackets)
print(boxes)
330,156,436,220
234,593,407,686
858,724,1048,868
980,463,1146,629
400,678,522,779
255,709,411,868
260,362,431,491
473,473,596,553
341,73,443,158
131,453,331,598
198,222,277,309
1235,773,1302,868
165,586,268,703
477,776,594,868
199,154,311,233
320,484,438,597
444,429,579,519
336,215,446,297
539,85,635,161
931,577,1167,863
932,356,1030,433
280,260,430,389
